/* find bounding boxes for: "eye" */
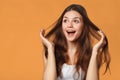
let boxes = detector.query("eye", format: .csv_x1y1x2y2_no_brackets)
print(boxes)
63,19,68,23
73,19,80,23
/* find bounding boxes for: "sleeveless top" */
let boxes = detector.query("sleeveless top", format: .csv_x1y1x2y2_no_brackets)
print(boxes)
57,63,85,80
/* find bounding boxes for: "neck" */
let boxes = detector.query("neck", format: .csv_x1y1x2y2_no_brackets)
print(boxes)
67,41,78,65
67,41,77,53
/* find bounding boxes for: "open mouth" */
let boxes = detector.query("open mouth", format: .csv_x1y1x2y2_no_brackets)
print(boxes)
66,30,76,36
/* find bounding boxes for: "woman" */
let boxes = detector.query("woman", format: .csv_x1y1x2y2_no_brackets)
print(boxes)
40,4,111,80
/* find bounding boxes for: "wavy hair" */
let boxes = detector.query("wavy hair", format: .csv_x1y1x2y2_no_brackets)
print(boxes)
43,4,111,80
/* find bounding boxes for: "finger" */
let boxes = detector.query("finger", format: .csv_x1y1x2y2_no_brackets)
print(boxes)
40,29,48,45
98,30,104,37
40,29,50,44
98,30,106,47
41,29,45,36
98,30,104,41
40,29,45,39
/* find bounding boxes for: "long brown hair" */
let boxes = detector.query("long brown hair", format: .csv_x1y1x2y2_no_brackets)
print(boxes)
43,4,111,80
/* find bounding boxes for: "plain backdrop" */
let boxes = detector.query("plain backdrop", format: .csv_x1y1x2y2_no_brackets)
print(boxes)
0,0,120,80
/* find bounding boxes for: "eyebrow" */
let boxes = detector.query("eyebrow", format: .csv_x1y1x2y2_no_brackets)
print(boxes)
63,16,82,20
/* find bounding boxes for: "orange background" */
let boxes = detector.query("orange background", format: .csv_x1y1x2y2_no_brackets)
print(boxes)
0,0,120,80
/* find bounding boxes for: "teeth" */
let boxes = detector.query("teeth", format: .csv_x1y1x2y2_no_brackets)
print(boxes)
67,30,76,36
67,31,75,33
67,30,75,32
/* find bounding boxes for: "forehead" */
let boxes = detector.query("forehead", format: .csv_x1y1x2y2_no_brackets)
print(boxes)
63,10,82,19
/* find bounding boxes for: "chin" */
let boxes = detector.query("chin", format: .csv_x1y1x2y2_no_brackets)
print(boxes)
66,38,77,42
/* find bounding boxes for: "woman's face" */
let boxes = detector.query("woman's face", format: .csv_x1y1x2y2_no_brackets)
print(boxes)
62,10,84,42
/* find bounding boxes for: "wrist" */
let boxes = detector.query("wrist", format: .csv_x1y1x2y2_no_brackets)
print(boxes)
48,46,54,51
92,48,98,56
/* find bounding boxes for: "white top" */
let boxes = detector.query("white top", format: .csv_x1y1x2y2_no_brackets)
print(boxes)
57,63,85,80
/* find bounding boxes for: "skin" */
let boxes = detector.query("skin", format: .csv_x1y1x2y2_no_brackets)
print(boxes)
62,11,84,64
62,10,84,42
40,10,105,80
40,29,57,80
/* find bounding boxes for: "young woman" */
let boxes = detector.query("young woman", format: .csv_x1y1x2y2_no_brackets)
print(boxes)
40,4,111,80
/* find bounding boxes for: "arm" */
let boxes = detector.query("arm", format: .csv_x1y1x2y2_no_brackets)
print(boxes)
43,47,57,80
40,29,57,80
86,30,105,80
86,49,99,80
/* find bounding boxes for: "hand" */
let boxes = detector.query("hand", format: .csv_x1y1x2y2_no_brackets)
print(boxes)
40,29,54,49
93,30,106,52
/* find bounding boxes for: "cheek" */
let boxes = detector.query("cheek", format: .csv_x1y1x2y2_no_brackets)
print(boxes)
62,25,64,31
76,25,84,36
76,24,83,31
62,25,66,35
62,24,66,32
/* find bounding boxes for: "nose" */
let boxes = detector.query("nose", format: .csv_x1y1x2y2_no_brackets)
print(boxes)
67,21,73,28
